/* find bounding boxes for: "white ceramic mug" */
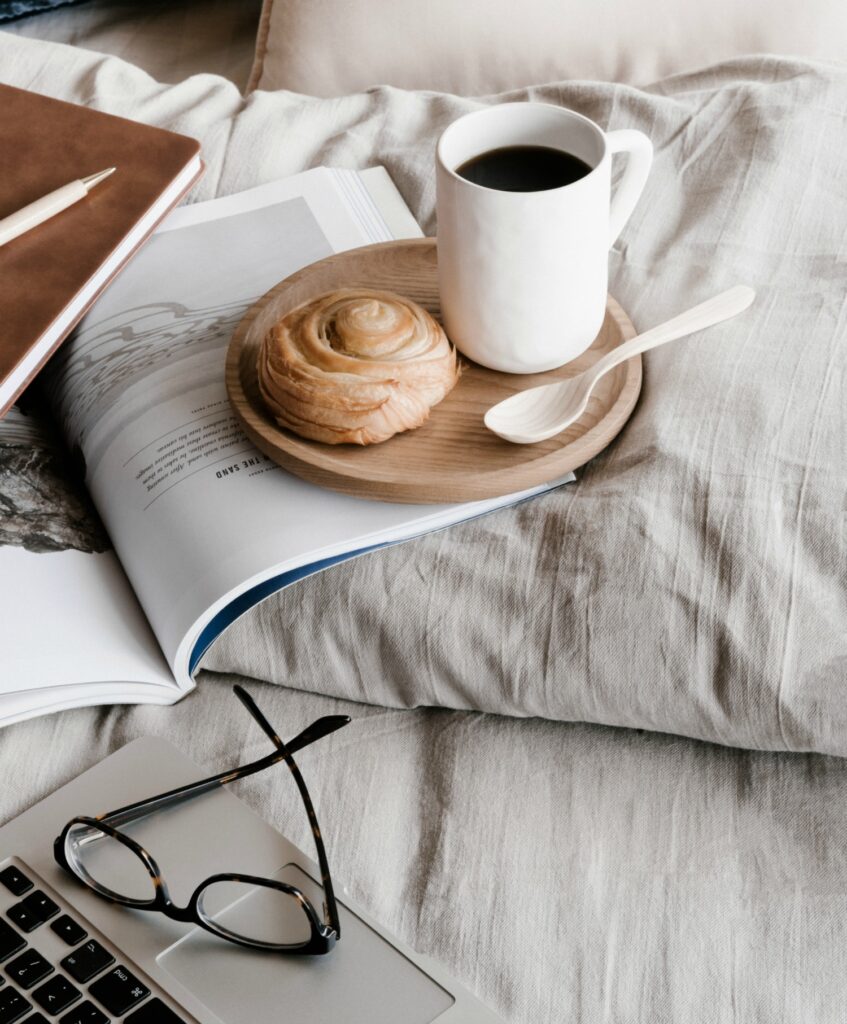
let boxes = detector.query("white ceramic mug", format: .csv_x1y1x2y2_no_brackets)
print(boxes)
436,102,653,373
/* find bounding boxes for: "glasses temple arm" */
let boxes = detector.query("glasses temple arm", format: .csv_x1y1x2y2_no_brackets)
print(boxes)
97,750,286,830
281,754,342,939
234,685,285,746
234,686,343,938
97,711,349,831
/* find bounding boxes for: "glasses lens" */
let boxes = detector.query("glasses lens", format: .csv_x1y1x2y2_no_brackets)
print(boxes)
65,822,156,905
197,879,314,948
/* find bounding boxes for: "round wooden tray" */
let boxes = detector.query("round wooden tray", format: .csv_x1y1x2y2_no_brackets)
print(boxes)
226,238,641,503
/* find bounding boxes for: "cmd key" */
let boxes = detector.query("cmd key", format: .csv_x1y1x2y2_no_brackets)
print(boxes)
89,966,149,1016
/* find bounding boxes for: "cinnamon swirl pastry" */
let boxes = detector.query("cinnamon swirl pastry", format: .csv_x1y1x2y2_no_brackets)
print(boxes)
258,288,460,445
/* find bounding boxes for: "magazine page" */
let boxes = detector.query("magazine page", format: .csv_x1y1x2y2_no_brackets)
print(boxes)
43,169,568,686
0,404,176,724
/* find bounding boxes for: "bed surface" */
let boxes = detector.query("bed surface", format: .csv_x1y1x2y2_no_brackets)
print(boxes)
5,674,847,1023
1,28,846,1023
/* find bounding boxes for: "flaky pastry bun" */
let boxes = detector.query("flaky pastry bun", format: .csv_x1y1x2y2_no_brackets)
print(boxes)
258,288,460,445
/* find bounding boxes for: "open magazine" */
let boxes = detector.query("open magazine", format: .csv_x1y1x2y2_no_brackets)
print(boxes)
0,167,571,726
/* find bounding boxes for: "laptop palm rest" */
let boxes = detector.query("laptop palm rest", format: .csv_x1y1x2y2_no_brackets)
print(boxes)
157,863,454,1024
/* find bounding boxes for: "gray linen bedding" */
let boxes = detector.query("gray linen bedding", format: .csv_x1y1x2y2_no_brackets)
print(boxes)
6,676,847,1024
23,41,834,757
1,32,846,1022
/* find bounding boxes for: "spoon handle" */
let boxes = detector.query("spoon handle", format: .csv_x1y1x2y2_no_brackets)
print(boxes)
589,285,756,383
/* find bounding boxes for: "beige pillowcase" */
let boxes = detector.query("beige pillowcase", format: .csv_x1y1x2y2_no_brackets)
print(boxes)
249,0,847,96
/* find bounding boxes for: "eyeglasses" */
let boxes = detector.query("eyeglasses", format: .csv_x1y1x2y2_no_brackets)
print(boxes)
53,686,350,955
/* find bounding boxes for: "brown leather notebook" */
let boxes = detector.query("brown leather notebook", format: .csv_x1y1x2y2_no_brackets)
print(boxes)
0,84,204,416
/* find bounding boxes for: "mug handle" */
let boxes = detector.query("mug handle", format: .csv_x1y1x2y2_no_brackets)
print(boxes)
605,129,653,247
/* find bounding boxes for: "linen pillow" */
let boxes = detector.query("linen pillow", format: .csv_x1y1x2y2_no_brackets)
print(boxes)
249,0,847,96
210,58,847,758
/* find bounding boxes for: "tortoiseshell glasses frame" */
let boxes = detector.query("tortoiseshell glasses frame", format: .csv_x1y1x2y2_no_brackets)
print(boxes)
53,685,349,956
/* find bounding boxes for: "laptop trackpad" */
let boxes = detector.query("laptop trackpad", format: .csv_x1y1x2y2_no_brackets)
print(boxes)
157,864,454,1024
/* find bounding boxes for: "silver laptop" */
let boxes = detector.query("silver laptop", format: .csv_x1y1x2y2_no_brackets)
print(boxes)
0,734,502,1024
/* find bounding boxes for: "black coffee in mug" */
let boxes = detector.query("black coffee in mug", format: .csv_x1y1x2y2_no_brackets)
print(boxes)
455,144,592,192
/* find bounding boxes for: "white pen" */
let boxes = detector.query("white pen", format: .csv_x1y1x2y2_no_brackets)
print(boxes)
0,167,116,248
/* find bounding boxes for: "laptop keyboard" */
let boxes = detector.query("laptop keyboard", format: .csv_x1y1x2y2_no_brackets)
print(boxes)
0,858,189,1024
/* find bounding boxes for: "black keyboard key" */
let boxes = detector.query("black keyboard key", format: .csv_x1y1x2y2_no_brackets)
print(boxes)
5,908,38,936
89,967,148,1017
0,872,32,899
60,943,113,986
32,976,80,1015
49,920,87,949
0,923,24,963
18,896,58,928
0,986,31,1024
20,1015,49,1024
4,952,52,990
126,997,185,1023
58,1002,109,1024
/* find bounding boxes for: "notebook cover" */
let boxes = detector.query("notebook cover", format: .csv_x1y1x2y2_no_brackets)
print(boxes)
0,84,203,416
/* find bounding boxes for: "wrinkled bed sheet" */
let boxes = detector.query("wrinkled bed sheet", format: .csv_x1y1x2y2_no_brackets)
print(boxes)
5,675,847,1024
1,34,847,1021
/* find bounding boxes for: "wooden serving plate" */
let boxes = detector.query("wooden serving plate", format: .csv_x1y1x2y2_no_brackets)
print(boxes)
226,238,641,503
